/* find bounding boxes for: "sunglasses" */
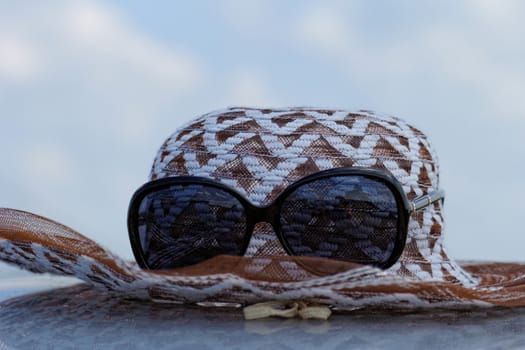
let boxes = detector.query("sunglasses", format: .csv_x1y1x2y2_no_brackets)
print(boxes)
128,167,444,270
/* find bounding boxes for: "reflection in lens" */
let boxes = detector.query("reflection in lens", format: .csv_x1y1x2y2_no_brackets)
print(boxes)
280,176,399,266
137,184,247,269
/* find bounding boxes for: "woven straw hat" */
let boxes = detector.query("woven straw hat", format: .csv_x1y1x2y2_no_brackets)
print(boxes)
1,107,525,311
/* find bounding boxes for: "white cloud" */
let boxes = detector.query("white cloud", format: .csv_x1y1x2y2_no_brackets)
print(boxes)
295,6,350,55
0,34,40,82
218,0,273,31
293,2,525,119
62,2,201,88
20,145,75,190
469,0,524,26
293,4,408,81
229,68,278,106
0,0,207,144
422,27,525,117
0,1,203,93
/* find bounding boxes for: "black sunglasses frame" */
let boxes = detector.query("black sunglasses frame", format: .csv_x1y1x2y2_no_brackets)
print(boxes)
128,167,426,270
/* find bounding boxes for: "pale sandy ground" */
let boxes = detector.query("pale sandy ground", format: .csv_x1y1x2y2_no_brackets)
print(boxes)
1,266,525,350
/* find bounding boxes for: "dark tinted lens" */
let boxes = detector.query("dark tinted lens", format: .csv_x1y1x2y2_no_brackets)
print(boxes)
136,184,247,269
280,175,400,266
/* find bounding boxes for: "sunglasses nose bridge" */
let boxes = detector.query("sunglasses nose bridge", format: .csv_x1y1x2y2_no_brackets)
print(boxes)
250,204,279,229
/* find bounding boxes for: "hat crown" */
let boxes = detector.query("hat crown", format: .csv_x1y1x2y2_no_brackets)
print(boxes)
150,107,476,286
152,107,438,199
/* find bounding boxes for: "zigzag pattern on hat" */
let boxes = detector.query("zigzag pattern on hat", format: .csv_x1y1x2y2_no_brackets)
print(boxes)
150,107,479,288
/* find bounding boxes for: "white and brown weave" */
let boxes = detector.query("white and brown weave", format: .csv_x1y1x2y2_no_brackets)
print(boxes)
1,107,525,309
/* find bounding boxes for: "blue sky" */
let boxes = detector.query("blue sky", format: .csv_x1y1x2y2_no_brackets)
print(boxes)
1,0,524,263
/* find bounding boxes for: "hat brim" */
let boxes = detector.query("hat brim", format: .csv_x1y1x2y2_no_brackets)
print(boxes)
1,208,525,309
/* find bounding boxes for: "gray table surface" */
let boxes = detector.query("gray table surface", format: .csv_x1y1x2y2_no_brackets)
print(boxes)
1,266,525,350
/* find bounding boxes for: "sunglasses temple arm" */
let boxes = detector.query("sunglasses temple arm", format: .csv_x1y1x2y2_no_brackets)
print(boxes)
410,189,445,212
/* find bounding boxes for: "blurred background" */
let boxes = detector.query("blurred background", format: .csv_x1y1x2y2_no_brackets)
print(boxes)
1,0,524,271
